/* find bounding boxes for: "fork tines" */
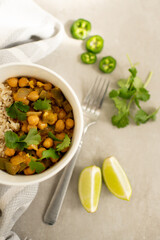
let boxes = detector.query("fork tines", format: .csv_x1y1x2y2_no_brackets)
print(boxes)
82,77,109,113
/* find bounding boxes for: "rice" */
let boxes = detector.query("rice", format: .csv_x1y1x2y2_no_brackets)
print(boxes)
0,83,20,157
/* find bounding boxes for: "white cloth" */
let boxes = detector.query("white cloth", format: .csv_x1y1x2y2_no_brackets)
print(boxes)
0,0,64,239
0,0,64,64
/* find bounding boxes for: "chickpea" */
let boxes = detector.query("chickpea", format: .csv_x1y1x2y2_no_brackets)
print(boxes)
7,77,18,87
27,125,37,131
50,158,59,163
27,144,38,151
37,120,48,130
28,115,39,126
19,77,29,87
55,120,65,132
65,118,74,129
44,83,52,90
21,121,28,133
42,111,57,125
55,132,65,140
36,147,46,158
43,138,54,148
24,167,35,175
29,78,37,88
37,81,44,87
61,147,70,153
27,91,39,101
5,148,15,157
58,109,66,119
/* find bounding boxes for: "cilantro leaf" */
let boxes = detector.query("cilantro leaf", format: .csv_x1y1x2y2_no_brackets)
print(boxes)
134,109,149,125
136,88,150,101
21,128,41,147
33,98,51,110
6,101,29,121
109,90,119,98
112,112,129,128
4,129,41,150
133,77,143,89
40,148,59,160
56,134,71,151
29,159,45,173
134,108,160,125
129,67,137,77
117,79,128,88
48,132,62,142
112,97,128,112
4,131,19,149
119,87,136,99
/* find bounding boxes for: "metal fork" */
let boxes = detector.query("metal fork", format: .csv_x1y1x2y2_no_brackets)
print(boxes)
43,77,109,225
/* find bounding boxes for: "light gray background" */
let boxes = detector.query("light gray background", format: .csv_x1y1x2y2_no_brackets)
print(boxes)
13,0,160,239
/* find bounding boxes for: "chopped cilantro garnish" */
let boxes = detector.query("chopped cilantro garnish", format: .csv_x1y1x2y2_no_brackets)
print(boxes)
4,128,41,150
48,132,62,142
6,101,29,121
56,134,71,151
33,98,51,110
40,148,59,160
29,159,45,174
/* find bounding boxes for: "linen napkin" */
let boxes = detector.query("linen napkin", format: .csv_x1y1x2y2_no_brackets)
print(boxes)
0,0,64,239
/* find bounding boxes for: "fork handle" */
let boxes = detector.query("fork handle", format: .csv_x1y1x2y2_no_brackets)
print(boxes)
43,143,82,225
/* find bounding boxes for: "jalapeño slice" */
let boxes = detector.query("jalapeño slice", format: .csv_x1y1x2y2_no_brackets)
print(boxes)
81,52,97,64
99,56,116,73
86,35,104,53
71,19,91,40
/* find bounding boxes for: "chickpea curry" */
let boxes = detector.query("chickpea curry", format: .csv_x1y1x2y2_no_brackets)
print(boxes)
0,77,75,175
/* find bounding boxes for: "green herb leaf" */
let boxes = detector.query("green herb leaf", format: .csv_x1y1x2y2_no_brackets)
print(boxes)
134,109,149,125
21,128,41,147
33,98,51,110
134,108,160,125
112,97,128,113
129,67,137,77
6,101,29,121
56,134,71,151
4,131,19,149
117,79,128,88
48,132,62,142
29,159,45,173
133,77,143,89
119,87,136,99
41,148,59,160
4,129,41,150
136,88,150,101
112,112,129,128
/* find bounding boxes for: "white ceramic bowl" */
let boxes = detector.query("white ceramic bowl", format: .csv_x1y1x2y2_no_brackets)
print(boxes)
0,63,83,186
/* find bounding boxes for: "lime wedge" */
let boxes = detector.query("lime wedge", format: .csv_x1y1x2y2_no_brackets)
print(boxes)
78,166,102,213
102,156,132,201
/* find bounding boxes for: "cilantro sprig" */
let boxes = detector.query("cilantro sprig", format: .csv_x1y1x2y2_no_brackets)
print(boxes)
29,148,59,173
4,128,41,150
29,159,45,174
48,132,71,151
109,56,159,128
33,98,51,110
6,101,29,121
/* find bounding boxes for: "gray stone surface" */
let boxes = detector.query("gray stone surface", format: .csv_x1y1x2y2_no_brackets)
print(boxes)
13,0,160,239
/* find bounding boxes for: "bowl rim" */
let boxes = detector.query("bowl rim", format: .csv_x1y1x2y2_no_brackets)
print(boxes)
0,62,83,186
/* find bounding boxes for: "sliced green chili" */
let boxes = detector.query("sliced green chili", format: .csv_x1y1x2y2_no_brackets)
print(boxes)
70,19,91,40
99,56,116,73
86,35,104,53
81,52,97,64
